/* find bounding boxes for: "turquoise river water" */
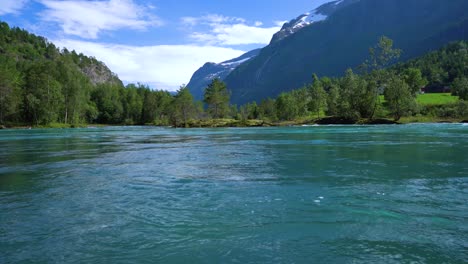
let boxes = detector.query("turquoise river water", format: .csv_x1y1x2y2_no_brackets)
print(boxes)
0,124,467,263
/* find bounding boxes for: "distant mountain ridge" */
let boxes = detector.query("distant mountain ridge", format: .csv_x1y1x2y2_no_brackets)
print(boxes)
186,0,356,100
270,0,359,43
222,0,468,104
187,49,261,101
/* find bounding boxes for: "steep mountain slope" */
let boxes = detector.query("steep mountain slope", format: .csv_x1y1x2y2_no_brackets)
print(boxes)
270,0,359,43
187,49,260,101
224,0,468,104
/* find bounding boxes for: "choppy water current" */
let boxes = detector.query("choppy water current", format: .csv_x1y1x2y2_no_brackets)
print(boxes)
1,124,467,263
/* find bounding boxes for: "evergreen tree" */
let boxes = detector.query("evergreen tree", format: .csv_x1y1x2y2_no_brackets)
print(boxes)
141,89,172,125
91,83,124,124
171,85,195,127
122,84,144,124
203,78,230,118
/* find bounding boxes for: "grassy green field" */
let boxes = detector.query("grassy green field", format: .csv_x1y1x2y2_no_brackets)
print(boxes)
416,93,459,105
380,93,459,105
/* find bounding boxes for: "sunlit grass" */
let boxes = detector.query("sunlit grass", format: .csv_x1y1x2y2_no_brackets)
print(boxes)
416,93,459,105
379,93,459,105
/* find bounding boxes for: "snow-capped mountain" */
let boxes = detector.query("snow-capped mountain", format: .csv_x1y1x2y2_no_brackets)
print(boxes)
270,0,359,43
186,49,261,100
187,0,353,100
224,0,468,105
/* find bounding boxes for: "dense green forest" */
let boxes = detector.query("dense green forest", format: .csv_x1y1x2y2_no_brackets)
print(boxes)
243,38,468,124
0,21,467,128
0,21,197,127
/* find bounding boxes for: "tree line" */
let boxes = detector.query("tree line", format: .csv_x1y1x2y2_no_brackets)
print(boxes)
0,20,467,128
196,38,468,124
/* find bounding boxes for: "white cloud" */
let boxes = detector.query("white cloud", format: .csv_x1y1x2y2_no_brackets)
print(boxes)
54,39,245,90
0,0,27,15
274,20,288,27
181,14,281,46
39,0,162,39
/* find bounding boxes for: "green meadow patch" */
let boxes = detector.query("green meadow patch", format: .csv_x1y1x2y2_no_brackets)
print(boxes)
417,93,459,105
380,93,459,106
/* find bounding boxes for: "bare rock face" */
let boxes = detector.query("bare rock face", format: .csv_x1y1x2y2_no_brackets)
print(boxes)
80,62,121,86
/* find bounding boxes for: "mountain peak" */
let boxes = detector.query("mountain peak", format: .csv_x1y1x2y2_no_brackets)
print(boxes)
270,0,360,43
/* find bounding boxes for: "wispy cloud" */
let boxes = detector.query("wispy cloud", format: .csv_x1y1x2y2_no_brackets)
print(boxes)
0,0,28,15
39,0,163,39
274,20,288,27
54,39,245,90
181,14,281,46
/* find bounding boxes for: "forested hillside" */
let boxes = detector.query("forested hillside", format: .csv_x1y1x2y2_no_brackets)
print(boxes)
392,41,468,87
0,22,182,126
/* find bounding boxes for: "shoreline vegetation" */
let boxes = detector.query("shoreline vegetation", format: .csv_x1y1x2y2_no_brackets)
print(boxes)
1,21,467,130
1,116,467,130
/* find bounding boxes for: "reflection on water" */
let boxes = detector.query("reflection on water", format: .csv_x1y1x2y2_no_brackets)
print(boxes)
0,124,467,263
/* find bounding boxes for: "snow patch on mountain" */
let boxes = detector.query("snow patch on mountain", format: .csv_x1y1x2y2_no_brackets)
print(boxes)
221,57,253,67
292,12,327,29
334,0,344,5
270,0,358,43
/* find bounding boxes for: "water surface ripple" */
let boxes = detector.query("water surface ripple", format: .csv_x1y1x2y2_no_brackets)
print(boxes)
1,124,467,263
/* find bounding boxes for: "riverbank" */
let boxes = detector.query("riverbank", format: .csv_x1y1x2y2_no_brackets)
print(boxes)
2,116,467,130
185,117,466,128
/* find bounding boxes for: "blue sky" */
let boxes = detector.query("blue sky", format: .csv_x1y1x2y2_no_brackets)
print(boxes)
0,0,331,90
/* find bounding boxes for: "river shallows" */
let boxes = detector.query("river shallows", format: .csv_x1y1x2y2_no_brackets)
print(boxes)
1,125,467,263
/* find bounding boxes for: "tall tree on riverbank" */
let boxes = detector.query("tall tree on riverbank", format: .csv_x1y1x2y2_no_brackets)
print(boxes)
364,36,402,72
204,78,230,118
403,68,427,96
308,74,327,119
384,74,417,121
171,85,196,127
